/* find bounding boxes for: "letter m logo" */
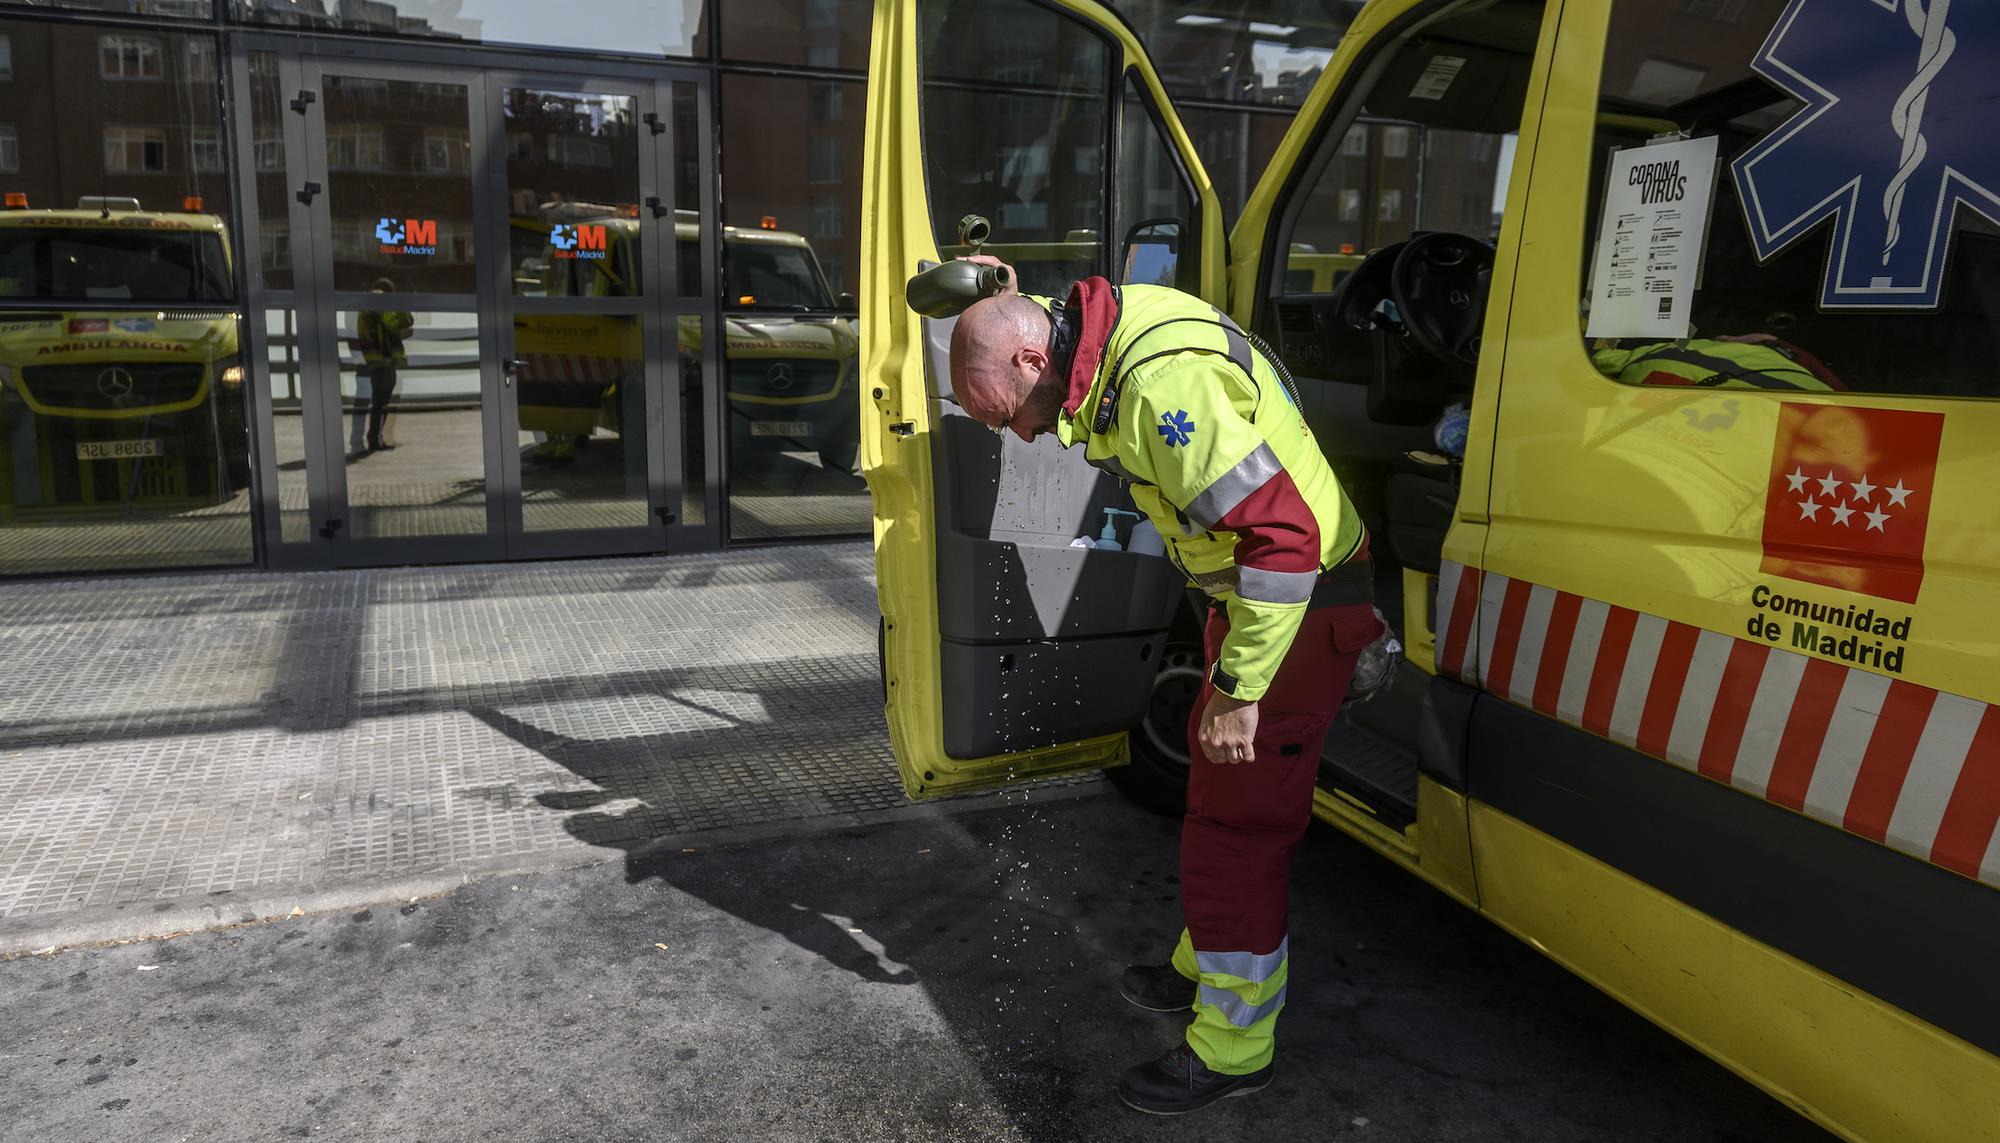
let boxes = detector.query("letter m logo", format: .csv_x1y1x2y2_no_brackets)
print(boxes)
404,218,437,246
577,224,607,252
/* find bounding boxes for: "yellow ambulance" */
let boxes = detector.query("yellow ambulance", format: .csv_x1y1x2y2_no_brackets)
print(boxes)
0,196,246,521
516,209,859,471
860,2,2000,1139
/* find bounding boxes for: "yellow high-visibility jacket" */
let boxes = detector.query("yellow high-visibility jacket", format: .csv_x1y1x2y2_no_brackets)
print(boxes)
1037,279,1368,701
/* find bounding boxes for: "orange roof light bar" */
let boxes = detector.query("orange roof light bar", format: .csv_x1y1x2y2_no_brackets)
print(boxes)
183,196,204,211
3,193,27,209
759,215,778,230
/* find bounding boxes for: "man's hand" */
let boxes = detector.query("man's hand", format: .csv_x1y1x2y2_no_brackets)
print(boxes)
1198,692,1259,764
954,253,1020,295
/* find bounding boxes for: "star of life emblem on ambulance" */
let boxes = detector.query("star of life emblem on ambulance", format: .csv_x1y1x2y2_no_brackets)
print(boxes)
1730,0,2000,309
1760,402,1943,603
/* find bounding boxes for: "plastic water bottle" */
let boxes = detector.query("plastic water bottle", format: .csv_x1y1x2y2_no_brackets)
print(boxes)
1345,615,1402,707
1129,518,1165,557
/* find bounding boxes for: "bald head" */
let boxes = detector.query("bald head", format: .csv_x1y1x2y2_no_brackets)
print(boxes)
950,294,1062,442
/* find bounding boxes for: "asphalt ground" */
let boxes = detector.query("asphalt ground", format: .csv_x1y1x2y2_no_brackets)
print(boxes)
0,785,1833,1143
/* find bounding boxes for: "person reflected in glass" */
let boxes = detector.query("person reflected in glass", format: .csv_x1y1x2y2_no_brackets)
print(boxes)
357,278,414,454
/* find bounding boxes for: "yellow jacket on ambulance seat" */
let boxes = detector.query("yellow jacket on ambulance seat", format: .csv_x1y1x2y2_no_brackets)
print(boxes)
1589,335,1841,391
1041,279,1368,701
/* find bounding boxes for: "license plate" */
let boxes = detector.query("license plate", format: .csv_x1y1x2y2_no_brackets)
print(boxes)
750,421,812,438
77,439,164,461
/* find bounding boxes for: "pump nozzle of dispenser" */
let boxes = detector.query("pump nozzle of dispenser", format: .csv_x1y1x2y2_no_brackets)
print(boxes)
1094,508,1142,551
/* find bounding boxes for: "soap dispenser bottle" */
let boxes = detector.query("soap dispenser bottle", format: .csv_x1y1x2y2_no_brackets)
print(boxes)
1094,507,1142,551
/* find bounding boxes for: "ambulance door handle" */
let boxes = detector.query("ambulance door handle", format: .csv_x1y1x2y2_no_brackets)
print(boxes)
502,357,526,388
290,89,316,116
296,182,320,206
644,196,669,220
642,112,665,136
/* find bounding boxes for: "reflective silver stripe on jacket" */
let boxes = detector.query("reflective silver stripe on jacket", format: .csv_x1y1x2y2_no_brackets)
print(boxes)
1195,941,1288,983
1236,565,1318,605
1182,442,1283,533
1198,982,1289,1028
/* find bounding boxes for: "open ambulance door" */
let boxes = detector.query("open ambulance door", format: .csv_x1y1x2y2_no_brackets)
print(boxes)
1204,0,1559,902
860,0,1227,798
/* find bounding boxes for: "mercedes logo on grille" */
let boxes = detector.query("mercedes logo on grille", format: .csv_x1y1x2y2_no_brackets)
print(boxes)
96,367,135,401
766,362,795,391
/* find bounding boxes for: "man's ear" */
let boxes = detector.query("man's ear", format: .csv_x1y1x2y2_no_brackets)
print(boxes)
1015,343,1051,375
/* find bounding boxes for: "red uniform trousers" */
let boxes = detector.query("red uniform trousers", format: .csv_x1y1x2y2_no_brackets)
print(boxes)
1173,597,1383,1072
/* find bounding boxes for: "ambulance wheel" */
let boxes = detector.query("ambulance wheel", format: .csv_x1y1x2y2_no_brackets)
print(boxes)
1109,641,1202,816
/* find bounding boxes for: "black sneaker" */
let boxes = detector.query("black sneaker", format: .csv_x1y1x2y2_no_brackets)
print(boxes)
1117,1042,1272,1115
1119,963,1197,1012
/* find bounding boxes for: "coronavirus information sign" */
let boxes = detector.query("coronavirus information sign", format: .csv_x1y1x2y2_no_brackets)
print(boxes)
1585,134,1720,340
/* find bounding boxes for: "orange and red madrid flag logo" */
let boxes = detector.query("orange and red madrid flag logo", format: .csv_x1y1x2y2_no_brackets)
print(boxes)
1760,403,1944,604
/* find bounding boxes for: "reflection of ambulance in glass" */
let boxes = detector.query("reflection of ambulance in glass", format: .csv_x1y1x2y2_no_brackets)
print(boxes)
513,203,644,466
717,214,859,473
0,195,246,521
519,208,860,471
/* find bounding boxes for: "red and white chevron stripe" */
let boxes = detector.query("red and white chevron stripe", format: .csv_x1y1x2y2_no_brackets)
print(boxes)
1436,561,2000,889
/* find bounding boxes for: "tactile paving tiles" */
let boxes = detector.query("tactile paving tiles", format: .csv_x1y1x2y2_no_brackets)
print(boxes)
0,542,921,918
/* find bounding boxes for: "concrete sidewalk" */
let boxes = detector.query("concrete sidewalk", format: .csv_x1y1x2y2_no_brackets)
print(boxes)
0,542,934,952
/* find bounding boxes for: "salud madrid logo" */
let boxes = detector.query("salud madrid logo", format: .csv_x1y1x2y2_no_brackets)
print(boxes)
375,217,438,256
1732,0,2000,310
549,223,608,261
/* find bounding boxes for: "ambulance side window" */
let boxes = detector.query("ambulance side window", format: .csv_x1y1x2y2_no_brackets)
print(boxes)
1118,73,1199,294
918,0,1111,296
1582,2,2000,398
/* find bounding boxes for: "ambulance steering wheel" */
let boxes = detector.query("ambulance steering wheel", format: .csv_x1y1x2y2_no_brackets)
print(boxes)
1389,232,1494,366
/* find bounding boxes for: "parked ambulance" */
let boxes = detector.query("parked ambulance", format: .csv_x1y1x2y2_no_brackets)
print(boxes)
0,196,246,521
859,1,2000,1139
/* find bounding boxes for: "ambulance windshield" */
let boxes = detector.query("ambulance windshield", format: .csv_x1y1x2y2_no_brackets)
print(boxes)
0,226,232,302
724,242,835,311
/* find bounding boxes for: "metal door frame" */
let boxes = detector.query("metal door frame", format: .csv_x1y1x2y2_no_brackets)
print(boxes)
230,34,722,568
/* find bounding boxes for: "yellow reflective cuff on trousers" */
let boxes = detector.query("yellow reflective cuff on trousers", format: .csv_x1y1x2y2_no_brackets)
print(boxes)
1173,929,1289,1075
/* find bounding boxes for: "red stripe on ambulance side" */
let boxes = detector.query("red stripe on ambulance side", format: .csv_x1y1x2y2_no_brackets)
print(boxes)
1580,606,1639,739
1438,561,2000,889
1931,706,2000,878
1697,639,1770,783
1531,592,1583,717
1844,681,1940,842
1765,657,1849,811
1439,567,1481,681
1482,578,1536,700
1636,621,1701,759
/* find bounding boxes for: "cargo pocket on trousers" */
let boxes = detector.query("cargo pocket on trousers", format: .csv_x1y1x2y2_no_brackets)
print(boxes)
1329,603,1385,654
1203,711,1330,830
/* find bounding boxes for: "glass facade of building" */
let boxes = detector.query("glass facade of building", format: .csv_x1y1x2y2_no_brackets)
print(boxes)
0,0,1366,575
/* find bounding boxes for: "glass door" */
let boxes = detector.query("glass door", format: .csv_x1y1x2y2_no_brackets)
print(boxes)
248,48,714,567
484,73,707,557
293,59,506,565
